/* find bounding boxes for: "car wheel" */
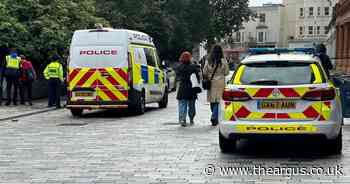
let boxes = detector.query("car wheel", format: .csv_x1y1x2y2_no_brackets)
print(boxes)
325,128,342,155
219,132,237,153
134,91,146,115
70,109,83,117
158,89,168,108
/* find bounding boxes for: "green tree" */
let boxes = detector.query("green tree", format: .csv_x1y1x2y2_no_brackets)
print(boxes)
0,0,107,71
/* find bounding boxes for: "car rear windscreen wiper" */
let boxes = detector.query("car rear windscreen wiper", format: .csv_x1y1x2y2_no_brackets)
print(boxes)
249,80,279,85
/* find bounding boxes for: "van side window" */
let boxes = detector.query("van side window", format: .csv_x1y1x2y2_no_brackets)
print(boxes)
144,48,156,67
133,47,147,65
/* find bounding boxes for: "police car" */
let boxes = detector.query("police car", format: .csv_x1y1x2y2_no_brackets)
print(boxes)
219,48,343,154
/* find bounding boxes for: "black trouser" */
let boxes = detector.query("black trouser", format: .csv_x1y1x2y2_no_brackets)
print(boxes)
19,80,33,103
0,72,3,104
48,78,61,107
6,76,19,104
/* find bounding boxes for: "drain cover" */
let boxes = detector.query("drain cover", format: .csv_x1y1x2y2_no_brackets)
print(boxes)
163,122,180,126
58,123,88,126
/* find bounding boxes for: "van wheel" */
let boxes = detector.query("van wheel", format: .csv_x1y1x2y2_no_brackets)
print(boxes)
71,109,83,117
158,89,168,108
325,128,342,155
134,91,145,115
219,132,237,153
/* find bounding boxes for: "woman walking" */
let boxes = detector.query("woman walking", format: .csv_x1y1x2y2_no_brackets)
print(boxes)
203,45,229,126
175,51,200,127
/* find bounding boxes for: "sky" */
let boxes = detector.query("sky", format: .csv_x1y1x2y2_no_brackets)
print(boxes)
249,0,283,7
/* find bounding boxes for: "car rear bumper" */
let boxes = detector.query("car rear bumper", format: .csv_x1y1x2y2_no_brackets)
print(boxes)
219,120,342,140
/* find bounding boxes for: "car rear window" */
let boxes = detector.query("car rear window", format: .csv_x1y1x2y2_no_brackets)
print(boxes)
233,61,325,85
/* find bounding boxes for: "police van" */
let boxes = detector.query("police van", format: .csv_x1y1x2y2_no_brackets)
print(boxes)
66,28,168,116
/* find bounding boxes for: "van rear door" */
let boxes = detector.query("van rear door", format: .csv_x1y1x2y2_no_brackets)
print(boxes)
69,43,129,104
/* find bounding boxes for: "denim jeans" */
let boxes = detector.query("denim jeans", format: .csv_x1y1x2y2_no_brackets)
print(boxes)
210,103,219,121
178,100,196,123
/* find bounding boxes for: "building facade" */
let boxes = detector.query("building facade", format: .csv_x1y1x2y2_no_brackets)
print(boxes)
284,0,333,48
229,3,287,48
336,0,350,74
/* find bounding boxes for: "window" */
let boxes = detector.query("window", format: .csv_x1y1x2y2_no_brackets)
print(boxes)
325,26,329,34
308,26,313,35
316,26,321,35
317,7,321,16
242,32,245,42
236,32,241,42
237,62,324,85
325,7,330,16
258,32,264,42
133,47,147,65
143,48,156,67
259,13,266,23
309,7,314,16
300,8,304,17
299,26,304,35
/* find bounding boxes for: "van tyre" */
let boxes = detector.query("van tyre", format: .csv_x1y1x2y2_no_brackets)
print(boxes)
219,132,237,153
158,89,168,108
326,128,342,155
134,91,146,115
71,109,83,117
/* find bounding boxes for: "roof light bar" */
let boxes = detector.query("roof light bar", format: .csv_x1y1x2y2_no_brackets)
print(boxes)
248,48,315,55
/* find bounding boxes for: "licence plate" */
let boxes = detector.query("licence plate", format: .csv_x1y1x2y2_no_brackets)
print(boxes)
75,92,93,97
258,101,296,110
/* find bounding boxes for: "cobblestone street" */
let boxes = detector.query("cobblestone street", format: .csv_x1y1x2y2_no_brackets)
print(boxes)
0,93,350,183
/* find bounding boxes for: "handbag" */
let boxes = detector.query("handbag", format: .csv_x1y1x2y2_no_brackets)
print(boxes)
190,73,202,94
202,64,219,90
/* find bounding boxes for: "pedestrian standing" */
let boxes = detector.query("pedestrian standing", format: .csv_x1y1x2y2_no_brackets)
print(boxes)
175,51,200,127
4,48,21,106
19,55,36,105
316,44,333,77
44,54,64,108
203,45,229,126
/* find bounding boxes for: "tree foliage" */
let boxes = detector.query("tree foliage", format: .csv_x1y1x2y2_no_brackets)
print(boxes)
0,0,106,70
0,0,252,66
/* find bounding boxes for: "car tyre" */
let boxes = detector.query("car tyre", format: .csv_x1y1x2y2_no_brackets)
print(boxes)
70,109,83,117
219,132,237,153
158,89,168,108
134,91,146,115
326,128,342,155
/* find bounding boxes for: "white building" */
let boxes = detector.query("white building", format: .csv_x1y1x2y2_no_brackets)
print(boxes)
284,0,334,48
230,3,287,48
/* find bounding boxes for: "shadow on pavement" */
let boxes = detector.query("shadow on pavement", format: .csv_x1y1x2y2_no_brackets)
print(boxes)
77,107,161,119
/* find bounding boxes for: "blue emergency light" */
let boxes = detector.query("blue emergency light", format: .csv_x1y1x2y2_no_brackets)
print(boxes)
248,48,315,55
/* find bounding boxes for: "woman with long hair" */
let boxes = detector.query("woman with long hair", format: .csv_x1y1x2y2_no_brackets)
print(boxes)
175,51,200,127
203,45,229,126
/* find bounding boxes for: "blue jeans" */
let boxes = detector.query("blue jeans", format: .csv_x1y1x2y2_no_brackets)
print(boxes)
178,100,196,123
210,103,219,121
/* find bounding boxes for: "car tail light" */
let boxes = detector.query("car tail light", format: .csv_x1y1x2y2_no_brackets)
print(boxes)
223,89,251,101
302,88,336,101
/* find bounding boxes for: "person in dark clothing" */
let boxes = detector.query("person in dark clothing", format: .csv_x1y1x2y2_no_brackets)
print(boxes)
4,48,21,106
316,44,333,77
175,51,200,127
0,46,7,105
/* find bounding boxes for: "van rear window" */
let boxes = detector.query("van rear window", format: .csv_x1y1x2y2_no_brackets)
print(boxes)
234,61,325,85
